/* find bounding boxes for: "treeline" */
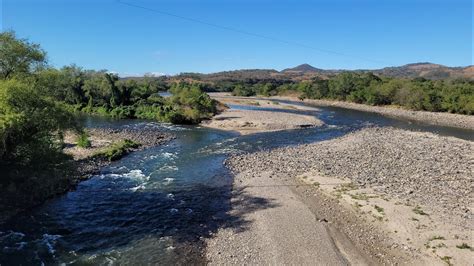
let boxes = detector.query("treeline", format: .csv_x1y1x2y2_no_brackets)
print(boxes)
36,66,217,124
230,73,474,115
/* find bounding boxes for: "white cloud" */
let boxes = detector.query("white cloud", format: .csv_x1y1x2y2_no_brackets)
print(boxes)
144,72,166,77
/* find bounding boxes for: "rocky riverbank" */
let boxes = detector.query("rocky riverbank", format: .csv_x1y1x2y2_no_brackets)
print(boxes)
0,127,174,225
65,127,175,179
213,127,473,265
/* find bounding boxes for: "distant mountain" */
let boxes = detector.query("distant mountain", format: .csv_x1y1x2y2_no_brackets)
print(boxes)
370,63,473,79
280,62,473,79
169,63,473,83
282,64,324,73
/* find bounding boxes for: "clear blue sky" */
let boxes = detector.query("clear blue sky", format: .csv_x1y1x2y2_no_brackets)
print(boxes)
2,0,472,76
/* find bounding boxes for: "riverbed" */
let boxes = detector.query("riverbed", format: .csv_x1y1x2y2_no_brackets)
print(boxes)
0,99,472,264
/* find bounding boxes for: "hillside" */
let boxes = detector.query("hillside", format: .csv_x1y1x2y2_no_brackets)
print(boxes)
371,63,473,79
169,63,473,83
282,63,325,73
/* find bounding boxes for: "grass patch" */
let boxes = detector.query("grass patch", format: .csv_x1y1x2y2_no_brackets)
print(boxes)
332,191,343,199
374,205,385,214
353,202,363,210
350,193,378,201
429,235,445,241
413,206,429,216
411,217,419,221
440,256,452,266
94,139,140,161
373,215,384,221
335,182,357,193
76,131,92,148
456,243,473,250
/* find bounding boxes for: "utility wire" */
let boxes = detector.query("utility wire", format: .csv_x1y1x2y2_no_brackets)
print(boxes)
115,0,390,65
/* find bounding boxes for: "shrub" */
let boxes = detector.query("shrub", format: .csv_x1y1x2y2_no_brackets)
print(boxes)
94,139,140,161
232,84,255,96
76,131,91,148
109,105,135,119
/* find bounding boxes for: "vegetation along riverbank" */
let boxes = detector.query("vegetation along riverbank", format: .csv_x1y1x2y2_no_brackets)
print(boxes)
0,31,216,222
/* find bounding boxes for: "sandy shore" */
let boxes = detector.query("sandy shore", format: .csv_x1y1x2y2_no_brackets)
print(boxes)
202,95,324,135
216,127,473,265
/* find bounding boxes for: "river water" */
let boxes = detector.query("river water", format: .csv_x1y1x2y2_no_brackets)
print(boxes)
0,101,472,265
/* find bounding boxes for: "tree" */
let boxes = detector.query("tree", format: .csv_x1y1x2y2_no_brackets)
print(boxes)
0,31,46,80
232,84,255,96
0,79,79,163
328,72,357,100
168,82,217,123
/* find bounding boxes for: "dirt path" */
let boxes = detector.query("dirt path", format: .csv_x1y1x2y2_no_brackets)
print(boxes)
206,171,369,265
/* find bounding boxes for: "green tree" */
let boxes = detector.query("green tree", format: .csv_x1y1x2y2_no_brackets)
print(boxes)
169,82,217,123
232,84,255,96
0,31,46,80
0,79,79,162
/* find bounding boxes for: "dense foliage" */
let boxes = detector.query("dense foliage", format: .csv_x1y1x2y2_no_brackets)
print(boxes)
0,31,46,80
0,32,80,205
230,73,474,114
34,66,218,123
0,78,79,202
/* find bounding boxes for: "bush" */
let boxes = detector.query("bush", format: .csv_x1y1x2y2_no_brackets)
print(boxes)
169,82,218,123
76,131,91,148
0,79,79,163
109,105,135,119
94,139,140,161
232,84,255,96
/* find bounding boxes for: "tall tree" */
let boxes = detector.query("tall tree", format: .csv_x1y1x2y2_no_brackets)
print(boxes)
0,31,46,79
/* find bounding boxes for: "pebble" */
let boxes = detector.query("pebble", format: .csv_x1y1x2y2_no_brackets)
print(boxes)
227,127,473,225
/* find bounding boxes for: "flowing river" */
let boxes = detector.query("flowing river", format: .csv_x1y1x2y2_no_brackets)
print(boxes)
1,101,472,264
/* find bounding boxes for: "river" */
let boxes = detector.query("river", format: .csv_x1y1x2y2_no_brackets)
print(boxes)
0,101,472,264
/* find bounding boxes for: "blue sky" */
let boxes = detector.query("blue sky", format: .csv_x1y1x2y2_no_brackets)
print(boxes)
2,0,472,75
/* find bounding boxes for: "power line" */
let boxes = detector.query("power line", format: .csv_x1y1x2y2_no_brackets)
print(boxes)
115,0,391,65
